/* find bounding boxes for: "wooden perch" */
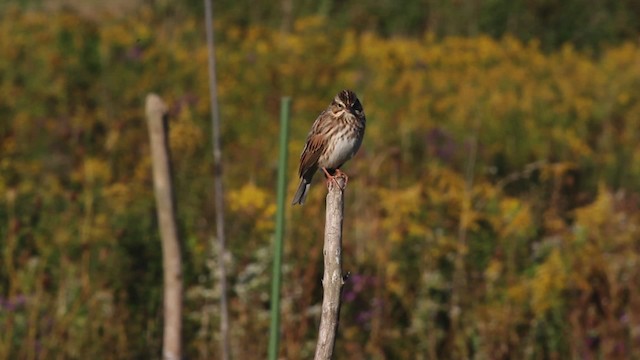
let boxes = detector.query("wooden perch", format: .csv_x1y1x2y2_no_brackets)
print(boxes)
314,175,347,360
145,94,183,360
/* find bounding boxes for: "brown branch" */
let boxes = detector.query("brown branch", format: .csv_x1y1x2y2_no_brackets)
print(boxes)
145,94,183,360
314,176,346,360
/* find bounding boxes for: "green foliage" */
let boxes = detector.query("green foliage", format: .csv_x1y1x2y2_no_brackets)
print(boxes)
12,0,640,51
1,5,640,359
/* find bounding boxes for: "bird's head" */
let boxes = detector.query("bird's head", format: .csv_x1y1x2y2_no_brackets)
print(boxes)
330,89,364,119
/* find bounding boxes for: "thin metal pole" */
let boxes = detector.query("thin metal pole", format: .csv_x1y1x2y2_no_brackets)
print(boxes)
203,1,230,359
268,97,291,360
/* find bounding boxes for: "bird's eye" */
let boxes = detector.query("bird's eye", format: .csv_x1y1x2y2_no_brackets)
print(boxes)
337,103,344,108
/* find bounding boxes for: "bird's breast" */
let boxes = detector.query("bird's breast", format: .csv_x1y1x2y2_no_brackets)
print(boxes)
319,132,362,169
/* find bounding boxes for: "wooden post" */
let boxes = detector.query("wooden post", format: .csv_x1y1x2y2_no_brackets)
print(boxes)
145,94,183,360
314,176,346,360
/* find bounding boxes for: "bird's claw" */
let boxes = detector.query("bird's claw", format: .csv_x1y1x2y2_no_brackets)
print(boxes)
322,167,348,190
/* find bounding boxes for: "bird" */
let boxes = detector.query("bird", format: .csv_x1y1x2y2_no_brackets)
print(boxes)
292,89,366,205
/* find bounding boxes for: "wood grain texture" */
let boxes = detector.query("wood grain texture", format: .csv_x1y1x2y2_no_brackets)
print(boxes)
146,94,183,360
314,176,346,360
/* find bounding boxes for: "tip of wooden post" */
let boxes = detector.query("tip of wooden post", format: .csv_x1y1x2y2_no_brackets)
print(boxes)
145,93,168,119
327,174,348,192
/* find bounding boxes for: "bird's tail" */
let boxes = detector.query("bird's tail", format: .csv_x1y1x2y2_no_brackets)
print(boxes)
291,178,311,205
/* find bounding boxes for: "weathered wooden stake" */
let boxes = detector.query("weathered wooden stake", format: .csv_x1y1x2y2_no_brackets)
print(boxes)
314,176,346,360
145,94,183,360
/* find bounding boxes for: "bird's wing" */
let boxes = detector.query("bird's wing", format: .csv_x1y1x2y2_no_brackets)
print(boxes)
298,111,331,178
298,133,324,178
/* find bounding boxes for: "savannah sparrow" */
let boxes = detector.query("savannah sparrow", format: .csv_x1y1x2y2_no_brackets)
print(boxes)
291,89,366,205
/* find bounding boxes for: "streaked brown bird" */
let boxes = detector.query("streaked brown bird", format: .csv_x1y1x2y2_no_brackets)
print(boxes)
292,89,366,205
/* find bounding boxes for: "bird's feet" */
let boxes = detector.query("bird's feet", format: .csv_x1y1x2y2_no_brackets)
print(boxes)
321,167,348,190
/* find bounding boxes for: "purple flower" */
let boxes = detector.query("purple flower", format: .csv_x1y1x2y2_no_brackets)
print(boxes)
0,294,27,312
125,45,143,62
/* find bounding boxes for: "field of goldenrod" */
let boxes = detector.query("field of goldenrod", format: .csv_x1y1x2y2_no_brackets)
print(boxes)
1,6,640,359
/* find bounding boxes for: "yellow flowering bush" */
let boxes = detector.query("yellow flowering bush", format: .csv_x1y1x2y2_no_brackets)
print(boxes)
1,6,640,359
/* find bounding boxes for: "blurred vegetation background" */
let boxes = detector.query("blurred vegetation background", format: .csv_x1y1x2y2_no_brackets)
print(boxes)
1,0,640,358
